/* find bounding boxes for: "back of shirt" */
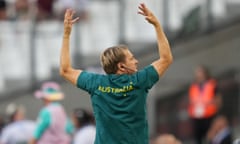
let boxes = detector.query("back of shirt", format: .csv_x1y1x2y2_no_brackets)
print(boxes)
77,65,159,144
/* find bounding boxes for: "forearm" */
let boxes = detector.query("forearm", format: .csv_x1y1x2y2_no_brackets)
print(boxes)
138,3,173,76
59,9,82,85
60,28,73,74
154,23,173,62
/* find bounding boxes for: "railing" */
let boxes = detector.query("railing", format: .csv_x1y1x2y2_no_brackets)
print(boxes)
1,0,240,96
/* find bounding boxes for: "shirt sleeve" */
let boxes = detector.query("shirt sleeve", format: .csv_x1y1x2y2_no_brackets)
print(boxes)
65,118,74,135
33,109,51,140
135,65,159,90
76,71,100,94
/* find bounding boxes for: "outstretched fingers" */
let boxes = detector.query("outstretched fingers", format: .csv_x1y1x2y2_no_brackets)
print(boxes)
72,17,80,23
64,9,79,24
138,3,149,16
70,10,80,24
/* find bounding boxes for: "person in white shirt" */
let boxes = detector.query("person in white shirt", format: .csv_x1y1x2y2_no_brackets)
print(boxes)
72,108,96,144
0,103,36,144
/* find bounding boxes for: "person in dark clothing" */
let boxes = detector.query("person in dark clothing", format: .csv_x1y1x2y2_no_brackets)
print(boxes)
0,0,7,20
37,0,55,20
207,115,232,144
188,65,222,144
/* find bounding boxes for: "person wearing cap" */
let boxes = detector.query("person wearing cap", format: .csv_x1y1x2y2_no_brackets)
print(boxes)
30,81,74,144
72,108,96,144
0,103,36,144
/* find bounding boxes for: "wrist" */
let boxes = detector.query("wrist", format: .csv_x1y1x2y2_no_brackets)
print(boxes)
64,27,71,37
154,22,161,28
63,35,70,39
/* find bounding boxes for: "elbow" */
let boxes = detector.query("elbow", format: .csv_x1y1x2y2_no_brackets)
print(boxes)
168,55,174,64
59,69,65,77
163,54,173,66
59,67,69,77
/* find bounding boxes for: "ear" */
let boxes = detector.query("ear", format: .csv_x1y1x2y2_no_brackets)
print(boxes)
117,62,125,71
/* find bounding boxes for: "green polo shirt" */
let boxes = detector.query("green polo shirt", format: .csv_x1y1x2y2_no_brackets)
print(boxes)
77,65,159,144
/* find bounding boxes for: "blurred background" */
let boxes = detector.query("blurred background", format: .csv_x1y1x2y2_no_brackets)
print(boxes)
0,0,240,143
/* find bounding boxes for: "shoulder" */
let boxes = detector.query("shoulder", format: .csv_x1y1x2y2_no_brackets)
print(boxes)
77,71,107,91
38,107,51,119
82,125,96,132
136,65,158,77
21,120,36,127
0,123,18,137
78,71,106,80
133,65,159,82
1,124,12,135
75,125,96,139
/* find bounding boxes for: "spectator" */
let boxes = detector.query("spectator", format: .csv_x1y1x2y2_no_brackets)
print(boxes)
188,65,222,144
72,108,96,144
30,81,74,144
0,113,6,134
0,103,36,144
36,0,56,20
207,115,232,144
154,134,182,144
14,0,31,20
0,0,7,20
55,0,89,21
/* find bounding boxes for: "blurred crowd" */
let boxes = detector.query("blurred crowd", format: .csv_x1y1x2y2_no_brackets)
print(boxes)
0,82,95,144
0,0,89,21
0,65,235,144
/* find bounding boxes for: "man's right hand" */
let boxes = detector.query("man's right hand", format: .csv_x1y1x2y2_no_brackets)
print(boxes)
63,9,79,37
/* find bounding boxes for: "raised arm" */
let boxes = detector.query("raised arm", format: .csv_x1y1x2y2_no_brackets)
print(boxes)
138,3,173,77
60,9,82,85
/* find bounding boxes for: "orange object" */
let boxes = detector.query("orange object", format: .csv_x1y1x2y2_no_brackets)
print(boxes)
188,79,217,119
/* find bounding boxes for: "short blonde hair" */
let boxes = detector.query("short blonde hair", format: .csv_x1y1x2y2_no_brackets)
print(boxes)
100,45,128,74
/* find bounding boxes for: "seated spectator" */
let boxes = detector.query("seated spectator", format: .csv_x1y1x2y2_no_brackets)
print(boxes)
0,0,7,20
0,113,6,134
72,108,96,144
55,0,89,21
14,0,31,20
0,103,36,144
207,115,232,144
36,0,56,21
154,134,182,144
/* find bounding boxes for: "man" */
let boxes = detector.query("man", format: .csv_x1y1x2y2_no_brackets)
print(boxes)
154,134,182,144
30,82,74,144
60,3,173,144
0,0,7,20
188,65,222,144
207,116,232,144
72,108,96,144
0,103,36,144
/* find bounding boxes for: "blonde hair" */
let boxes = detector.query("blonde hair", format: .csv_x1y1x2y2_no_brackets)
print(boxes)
100,45,128,74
